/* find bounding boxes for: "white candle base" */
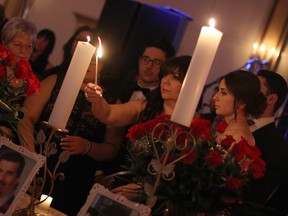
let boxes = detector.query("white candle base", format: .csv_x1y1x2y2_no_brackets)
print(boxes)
40,194,53,209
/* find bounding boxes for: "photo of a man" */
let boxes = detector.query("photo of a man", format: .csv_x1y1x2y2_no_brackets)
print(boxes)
87,194,140,216
0,150,25,213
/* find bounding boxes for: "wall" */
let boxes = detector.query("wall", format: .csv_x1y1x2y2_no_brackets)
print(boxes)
26,0,105,66
26,0,275,110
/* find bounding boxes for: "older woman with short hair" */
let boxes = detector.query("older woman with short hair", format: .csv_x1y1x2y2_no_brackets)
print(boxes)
0,17,38,143
1,17,37,61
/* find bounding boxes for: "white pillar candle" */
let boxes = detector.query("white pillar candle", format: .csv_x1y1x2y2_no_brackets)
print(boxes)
40,194,53,209
48,41,95,130
171,19,223,127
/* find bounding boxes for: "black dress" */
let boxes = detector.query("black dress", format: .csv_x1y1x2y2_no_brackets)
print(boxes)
34,71,117,215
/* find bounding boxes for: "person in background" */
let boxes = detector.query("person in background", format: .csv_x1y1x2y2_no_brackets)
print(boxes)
0,149,25,214
29,28,56,78
85,55,191,127
18,26,125,215
38,25,91,81
212,70,267,145
246,69,288,216
0,17,38,141
116,36,175,103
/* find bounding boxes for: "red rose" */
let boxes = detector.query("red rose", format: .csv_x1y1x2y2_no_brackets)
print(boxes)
245,145,262,160
24,71,40,96
205,150,223,166
126,114,171,140
14,57,31,79
226,177,242,189
155,114,170,122
221,135,235,148
5,53,15,67
250,157,266,179
231,138,251,162
214,120,228,133
0,44,9,60
126,125,143,140
190,116,211,141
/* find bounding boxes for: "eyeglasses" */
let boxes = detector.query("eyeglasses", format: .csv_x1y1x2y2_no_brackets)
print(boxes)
140,55,163,66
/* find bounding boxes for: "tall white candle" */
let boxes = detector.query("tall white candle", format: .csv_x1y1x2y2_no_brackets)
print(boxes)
171,19,223,127
48,41,95,130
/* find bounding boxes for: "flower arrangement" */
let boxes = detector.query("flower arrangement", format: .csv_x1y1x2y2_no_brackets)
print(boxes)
121,114,266,215
0,44,40,138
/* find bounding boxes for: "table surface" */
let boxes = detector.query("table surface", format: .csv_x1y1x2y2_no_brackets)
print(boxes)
15,193,67,216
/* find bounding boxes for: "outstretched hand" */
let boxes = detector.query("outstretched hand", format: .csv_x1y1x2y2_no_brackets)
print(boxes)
84,82,103,103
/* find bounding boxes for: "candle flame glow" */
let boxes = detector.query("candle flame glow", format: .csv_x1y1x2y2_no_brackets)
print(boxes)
87,36,90,43
269,48,276,55
209,18,216,28
253,42,258,50
260,44,265,51
97,37,103,58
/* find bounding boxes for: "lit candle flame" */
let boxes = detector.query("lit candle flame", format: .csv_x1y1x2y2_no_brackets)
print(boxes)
253,42,259,50
269,48,276,55
260,44,265,51
97,37,102,58
87,36,90,43
209,18,216,28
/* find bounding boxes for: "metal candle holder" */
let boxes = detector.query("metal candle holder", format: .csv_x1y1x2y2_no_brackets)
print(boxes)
13,121,70,216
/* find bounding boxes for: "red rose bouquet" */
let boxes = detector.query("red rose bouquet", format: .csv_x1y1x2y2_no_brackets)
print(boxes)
121,114,266,215
0,44,40,138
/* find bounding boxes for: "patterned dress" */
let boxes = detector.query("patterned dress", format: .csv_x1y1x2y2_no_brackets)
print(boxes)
34,71,117,215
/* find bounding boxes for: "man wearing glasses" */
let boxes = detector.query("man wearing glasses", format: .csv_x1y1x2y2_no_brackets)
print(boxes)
118,36,175,102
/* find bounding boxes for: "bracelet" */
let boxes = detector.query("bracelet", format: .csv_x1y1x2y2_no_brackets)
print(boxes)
83,139,91,154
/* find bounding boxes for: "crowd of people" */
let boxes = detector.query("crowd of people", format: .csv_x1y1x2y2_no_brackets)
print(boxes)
0,15,287,216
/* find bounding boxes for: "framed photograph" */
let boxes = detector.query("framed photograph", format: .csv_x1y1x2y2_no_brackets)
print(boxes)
78,184,151,216
0,136,46,215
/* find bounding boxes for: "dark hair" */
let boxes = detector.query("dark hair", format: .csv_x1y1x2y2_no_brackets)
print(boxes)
30,29,56,74
140,36,176,59
223,70,267,118
60,25,94,70
139,55,191,122
37,29,56,57
257,69,288,113
0,150,25,178
158,55,191,82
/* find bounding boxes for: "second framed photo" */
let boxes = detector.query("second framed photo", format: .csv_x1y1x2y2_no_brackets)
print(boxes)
78,183,151,216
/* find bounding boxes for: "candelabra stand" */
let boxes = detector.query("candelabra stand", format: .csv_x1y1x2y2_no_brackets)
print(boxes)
13,122,70,216
144,122,196,208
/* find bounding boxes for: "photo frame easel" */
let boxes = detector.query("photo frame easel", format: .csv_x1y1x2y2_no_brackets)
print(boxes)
77,183,151,216
0,136,46,215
